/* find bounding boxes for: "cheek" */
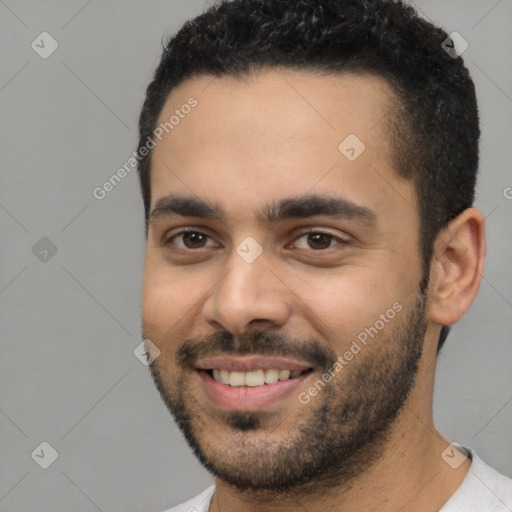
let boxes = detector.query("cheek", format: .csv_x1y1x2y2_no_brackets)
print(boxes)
289,266,409,344
141,258,213,347
142,253,188,309
142,290,189,364
141,264,185,341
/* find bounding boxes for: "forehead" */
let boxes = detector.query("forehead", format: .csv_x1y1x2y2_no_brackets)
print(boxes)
149,68,412,225
154,68,395,157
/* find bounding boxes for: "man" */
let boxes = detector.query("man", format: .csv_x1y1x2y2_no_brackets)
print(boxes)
137,0,512,510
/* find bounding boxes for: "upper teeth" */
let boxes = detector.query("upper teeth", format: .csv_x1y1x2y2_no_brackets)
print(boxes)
212,369,304,387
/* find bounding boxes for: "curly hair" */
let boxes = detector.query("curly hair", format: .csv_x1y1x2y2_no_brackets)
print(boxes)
137,0,480,353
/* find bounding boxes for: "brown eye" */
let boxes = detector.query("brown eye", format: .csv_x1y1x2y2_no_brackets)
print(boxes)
292,230,344,251
182,232,208,248
306,233,333,250
167,231,215,250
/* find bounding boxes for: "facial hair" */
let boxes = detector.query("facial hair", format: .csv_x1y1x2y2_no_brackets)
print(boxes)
145,290,427,495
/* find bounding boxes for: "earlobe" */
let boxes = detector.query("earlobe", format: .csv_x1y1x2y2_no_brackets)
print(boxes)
428,208,486,326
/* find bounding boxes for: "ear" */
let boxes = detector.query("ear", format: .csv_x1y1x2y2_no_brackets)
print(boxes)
428,208,486,326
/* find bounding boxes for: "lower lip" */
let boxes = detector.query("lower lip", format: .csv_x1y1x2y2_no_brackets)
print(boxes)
197,370,311,411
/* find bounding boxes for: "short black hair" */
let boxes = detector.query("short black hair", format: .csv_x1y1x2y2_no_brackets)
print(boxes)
137,0,480,354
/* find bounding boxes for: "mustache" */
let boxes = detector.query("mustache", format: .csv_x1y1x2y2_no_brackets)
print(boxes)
177,330,336,371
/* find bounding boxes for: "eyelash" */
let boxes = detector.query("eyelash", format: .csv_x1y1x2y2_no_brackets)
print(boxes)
164,228,347,252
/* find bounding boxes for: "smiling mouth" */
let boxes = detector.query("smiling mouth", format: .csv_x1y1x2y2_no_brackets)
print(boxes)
204,368,313,387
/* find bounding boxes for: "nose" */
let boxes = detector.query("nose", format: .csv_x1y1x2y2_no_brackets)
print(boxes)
202,250,292,336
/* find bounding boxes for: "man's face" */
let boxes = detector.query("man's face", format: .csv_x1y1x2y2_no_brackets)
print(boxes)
142,70,430,490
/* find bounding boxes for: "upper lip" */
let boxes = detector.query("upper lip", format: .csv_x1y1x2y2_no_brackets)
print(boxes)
195,355,312,372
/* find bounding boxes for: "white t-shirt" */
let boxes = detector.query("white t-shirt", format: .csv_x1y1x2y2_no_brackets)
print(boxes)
162,448,512,512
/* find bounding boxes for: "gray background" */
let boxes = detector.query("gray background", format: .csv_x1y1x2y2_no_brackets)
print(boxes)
0,1,511,510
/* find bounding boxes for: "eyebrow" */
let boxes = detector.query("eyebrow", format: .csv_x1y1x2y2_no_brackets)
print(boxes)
149,193,377,227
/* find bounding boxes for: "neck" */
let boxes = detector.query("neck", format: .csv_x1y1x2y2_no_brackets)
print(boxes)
208,346,471,512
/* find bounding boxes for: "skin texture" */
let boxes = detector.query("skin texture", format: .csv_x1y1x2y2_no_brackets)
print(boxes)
141,69,486,511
